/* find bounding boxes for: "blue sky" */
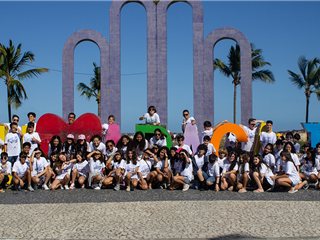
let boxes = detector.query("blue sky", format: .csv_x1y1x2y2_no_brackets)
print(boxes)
1,1,320,133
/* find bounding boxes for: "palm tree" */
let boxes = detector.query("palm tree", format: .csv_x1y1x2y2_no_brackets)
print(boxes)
0,40,49,122
77,62,101,117
288,56,320,123
214,44,275,123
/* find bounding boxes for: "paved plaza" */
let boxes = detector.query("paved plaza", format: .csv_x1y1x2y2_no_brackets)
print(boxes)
1,189,320,239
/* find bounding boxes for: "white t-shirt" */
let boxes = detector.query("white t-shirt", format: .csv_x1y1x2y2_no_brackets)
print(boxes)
155,159,170,171
205,143,216,156
12,161,29,179
5,124,22,138
263,153,275,168
285,161,300,186
174,144,193,156
136,139,148,159
5,132,21,157
217,157,225,168
47,143,60,158
207,161,220,177
238,162,250,179
182,117,195,131
106,147,118,159
110,159,126,177
241,126,257,152
143,113,160,124
259,132,277,154
303,160,319,176
0,138,4,151
259,163,274,186
123,161,140,179
89,158,105,173
274,148,282,173
224,133,237,148
194,155,205,170
89,142,107,155
23,132,41,154
73,160,90,176
138,159,152,179
149,136,167,148
201,129,213,143
0,161,12,174
294,143,300,154
180,159,193,181
31,157,49,176
291,153,300,166
316,155,320,171
56,162,73,180
102,123,109,144
222,159,239,174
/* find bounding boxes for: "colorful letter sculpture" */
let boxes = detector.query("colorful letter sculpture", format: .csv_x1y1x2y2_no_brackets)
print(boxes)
210,123,248,152
253,123,267,155
301,122,320,148
37,113,102,155
135,124,172,149
0,126,7,143
105,124,121,146
184,123,200,154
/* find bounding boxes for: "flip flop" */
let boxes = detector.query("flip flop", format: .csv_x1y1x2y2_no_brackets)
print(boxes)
238,189,247,193
253,189,264,193
266,186,274,192
288,189,298,193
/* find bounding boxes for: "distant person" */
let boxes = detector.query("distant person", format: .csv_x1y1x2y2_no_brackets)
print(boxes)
4,122,21,165
182,109,195,132
23,122,41,154
201,120,228,143
224,133,237,148
27,112,37,130
174,135,193,157
102,115,115,144
239,118,264,155
0,115,23,137
68,112,76,125
293,133,301,154
149,128,167,148
139,106,160,126
259,120,277,155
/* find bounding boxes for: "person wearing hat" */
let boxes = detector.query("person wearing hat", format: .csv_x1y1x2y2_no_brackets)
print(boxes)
75,134,89,157
63,134,76,160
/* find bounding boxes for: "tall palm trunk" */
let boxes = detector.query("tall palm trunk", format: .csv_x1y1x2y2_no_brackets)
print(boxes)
305,92,310,123
233,83,237,123
98,100,101,118
7,83,11,122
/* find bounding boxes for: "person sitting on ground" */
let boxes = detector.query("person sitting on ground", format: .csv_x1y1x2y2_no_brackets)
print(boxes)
149,128,167,148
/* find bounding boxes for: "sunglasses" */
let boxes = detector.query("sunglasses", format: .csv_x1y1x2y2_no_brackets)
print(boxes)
155,133,161,136
107,144,113,147
149,109,155,112
183,114,189,116
13,119,19,122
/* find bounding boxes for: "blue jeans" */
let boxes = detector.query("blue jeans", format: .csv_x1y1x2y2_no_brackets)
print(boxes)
206,176,216,184
194,170,208,181
8,156,18,165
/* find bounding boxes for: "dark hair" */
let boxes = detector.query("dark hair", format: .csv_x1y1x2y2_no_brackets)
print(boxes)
148,106,157,113
197,144,208,153
133,131,147,152
286,132,293,139
203,135,211,142
209,154,217,164
183,109,189,114
293,133,300,141
116,135,133,150
108,114,115,120
49,151,58,168
306,147,316,167
169,147,178,166
284,142,296,153
266,120,273,125
63,136,75,156
27,112,36,118
92,150,104,162
76,139,88,157
19,152,27,159
27,122,34,128
10,122,18,128
154,128,166,140
106,140,115,147
248,118,256,124
251,154,267,172
280,151,298,171
126,149,138,165
1,152,8,159
303,142,310,148
68,112,76,118
55,152,68,170
239,153,250,175
227,151,238,171
275,140,283,146
203,121,212,128
23,142,31,148
92,134,101,141
113,150,124,163
176,135,185,142
157,146,171,160
33,147,45,158
316,142,320,149
263,143,274,157
12,114,19,120
49,135,62,154
226,146,233,154
179,149,189,170
75,151,84,162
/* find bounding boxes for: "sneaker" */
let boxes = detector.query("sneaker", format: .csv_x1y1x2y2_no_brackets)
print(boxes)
60,185,64,190
160,184,164,189
315,181,319,190
194,183,199,190
64,185,69,190
27,185,34,192
94,185,101,190
42,184,50,190
81,184,85,189
126,186,130,192
114,184,120,191
303,182,309,190
182,184,190,192
49,184,52,189
69,183,75,189
163,183,167,189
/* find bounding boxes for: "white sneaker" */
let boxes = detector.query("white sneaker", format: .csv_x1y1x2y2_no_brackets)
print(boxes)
42,184,49,190
94,185,101,190
60,185,64,190
69,183,75,189
64,185,69,190
81,184,85,189
126,186,130,192
27,185,34,192
182,184,190,192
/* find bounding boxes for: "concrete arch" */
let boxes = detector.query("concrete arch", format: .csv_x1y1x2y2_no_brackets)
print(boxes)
202,27,252,126
157,0,204,125
110,0,156,129
62,29,110,122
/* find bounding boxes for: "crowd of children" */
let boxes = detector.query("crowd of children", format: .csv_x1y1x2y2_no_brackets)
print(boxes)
0,109,319,194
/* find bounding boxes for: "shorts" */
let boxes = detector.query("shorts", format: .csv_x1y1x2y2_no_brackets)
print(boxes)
38,175,46,185
88,172,104,186
262,177,273,190
206,176,216,184
183,176,191,184
194,171,208,181
0,175,10,188
78,172,87,179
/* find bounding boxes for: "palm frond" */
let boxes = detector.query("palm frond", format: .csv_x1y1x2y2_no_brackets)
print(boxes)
252,69,275,83
288,70,305,89
297,56,307,81
213,58,232,77
18,68,49,80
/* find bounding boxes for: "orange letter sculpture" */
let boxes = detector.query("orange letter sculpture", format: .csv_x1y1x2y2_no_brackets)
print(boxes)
210,123,248,152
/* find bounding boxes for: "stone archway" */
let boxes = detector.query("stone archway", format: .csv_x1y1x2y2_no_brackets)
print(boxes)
62,29,110,122
201,27,252,127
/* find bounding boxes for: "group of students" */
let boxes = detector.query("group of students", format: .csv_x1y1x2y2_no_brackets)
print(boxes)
0,108,319,194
